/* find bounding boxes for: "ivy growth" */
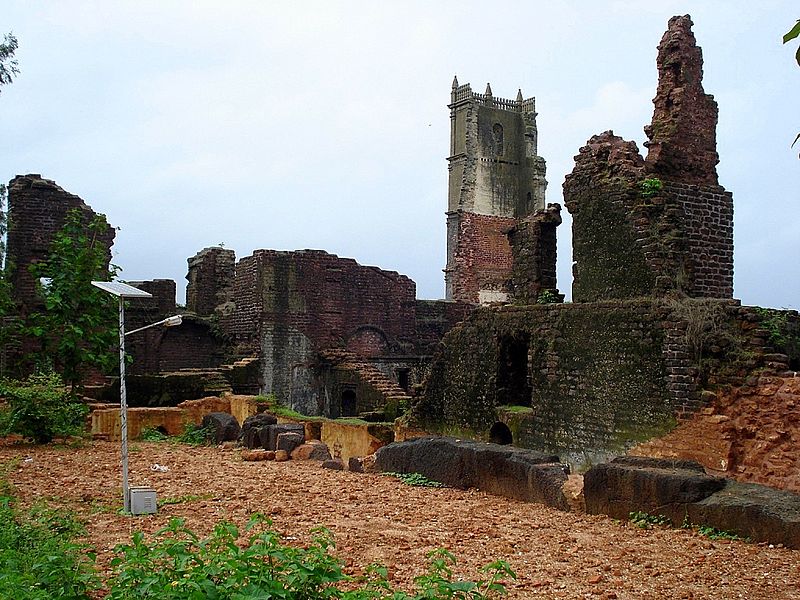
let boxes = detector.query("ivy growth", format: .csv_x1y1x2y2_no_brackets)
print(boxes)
639,177,663,198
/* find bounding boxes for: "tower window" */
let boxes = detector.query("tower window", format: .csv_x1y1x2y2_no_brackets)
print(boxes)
492,123,504,156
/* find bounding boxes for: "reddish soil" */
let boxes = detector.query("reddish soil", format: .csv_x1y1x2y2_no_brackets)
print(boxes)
632,375,800,493
1,439,798,599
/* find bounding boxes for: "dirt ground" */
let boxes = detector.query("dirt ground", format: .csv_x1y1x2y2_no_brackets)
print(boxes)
1,439,798,599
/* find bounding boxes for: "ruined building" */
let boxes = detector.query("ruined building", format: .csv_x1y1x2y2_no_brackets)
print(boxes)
445,79,549,304
565,15,733,302
414,15,797,467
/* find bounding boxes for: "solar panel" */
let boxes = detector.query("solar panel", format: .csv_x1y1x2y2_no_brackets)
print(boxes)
91,281,153,298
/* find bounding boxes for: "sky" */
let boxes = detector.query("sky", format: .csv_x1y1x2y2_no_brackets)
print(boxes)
1,1,798,309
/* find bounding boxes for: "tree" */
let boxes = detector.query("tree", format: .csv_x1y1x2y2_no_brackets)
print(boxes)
785,20,800,155
28,208,119,391
0,184,22,376
0,32,19,93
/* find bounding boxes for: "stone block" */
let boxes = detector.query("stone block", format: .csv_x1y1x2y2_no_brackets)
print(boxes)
276,431,305,455
374,437,570,510
242,449,274,462
291,440,331,461
267,424,305,451
201,412,241,444
322,458,345,471
584,456,726,521
274,450,289,462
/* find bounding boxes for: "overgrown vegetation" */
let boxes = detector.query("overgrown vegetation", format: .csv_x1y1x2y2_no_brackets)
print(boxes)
108,515,514,599
28,208,119,391
0,371,88,443
0,463,98,599
536,289,559,304
384,472,446,488
174,422,215,446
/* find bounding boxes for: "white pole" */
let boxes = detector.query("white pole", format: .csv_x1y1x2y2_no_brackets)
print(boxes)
119,297,130,513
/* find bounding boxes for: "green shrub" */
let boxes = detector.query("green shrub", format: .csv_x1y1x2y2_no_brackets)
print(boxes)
108,515,514,599
0,469,98,599
0,371,88,443
175,422,214,446
629,511,671,529
139,427,169,442
639,177,663,198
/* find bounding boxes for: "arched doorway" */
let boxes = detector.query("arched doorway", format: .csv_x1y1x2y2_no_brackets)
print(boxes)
489,422,513,445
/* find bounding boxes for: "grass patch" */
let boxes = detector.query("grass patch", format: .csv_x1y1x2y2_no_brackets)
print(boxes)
158,493,213,507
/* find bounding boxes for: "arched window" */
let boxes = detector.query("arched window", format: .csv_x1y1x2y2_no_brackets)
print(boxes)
492,123,504,156
489,422,513,445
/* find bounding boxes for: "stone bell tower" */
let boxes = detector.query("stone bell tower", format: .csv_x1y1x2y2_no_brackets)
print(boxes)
445,78,547,304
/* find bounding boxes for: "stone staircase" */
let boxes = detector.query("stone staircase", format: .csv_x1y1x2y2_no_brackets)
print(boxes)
319,349,412,409
166,356,261,396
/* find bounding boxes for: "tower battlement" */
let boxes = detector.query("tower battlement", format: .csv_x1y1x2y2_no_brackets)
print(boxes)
450,80,536,113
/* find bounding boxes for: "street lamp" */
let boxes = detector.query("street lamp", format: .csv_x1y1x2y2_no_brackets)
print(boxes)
91,281,183,513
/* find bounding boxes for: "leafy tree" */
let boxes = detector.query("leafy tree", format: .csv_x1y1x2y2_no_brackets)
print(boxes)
28,208,118,391
0,185,22,377
0,32,19,92
785,20,800,154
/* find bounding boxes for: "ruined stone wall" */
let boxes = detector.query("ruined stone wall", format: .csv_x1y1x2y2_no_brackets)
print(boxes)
221,249,418,410
6,174,115,315
186,247,235,316
446,212,516,304
416,299,788,468
507,204,562,303
564,16,733,303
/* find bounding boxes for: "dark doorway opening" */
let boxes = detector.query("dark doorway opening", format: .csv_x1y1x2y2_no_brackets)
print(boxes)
397,368,410,392
341,389,357,417
489,422,513,445
497,334,532,406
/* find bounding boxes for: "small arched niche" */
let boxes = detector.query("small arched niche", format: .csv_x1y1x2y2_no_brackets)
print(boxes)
489,422,513,445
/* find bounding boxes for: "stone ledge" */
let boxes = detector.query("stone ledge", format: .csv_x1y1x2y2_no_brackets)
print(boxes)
584,456,800,548
374,436,570,510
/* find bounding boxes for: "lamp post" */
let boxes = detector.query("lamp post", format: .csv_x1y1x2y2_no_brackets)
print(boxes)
91,281,182,513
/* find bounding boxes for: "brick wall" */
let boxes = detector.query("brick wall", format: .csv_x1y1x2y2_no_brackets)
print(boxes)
6,174,115,315
186,247,235,316
447,212,516,304
507,204,562,304
416,299,790,468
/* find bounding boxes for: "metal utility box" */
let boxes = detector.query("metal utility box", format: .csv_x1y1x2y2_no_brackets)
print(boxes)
129,486,157,515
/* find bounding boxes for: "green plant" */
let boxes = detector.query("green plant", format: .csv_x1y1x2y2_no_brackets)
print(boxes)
754,307,791,347
785,20,800,155
107,515,513,599
0,475,98,599
696,525,747,542
139,427,169,442
28,208,119,391
0,371,88,443
175,423,214,446
0,32,19,92
536,289,559,304
629,511,671,529
639,177,663,198
384,472,445,488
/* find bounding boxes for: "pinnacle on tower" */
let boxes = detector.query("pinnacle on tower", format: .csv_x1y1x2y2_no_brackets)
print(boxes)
516,89,524,103
452,75,459,89
485,82,493,96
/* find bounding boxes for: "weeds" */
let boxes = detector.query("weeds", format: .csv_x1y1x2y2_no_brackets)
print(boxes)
384,472,446,488
158,493,213,507
175,423,214,446
629,511,671,529
139,427,169,442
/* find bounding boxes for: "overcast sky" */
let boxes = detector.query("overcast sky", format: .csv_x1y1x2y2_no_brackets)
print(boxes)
2,1,798,309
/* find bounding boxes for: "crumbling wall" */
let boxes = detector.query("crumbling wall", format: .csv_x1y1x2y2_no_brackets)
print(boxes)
416,299,787,468
220,249,418,411
507,203,562,304
186,247,235,316
5,174,115,315
565,15,733,302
